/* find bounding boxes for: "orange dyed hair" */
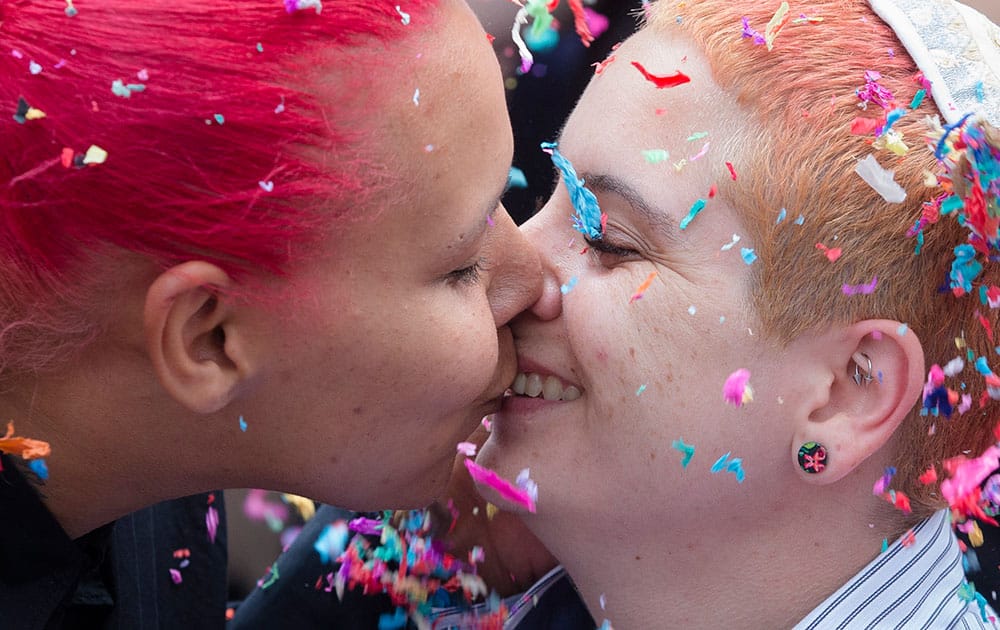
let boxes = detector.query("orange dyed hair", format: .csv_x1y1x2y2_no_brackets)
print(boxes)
647,0,998,517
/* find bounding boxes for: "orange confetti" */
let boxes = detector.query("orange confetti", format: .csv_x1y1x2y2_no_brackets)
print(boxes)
901,529,916,547
0,422,50,460
629,271,659,304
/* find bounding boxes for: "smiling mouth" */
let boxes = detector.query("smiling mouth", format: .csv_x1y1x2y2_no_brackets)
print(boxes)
510,372,582,401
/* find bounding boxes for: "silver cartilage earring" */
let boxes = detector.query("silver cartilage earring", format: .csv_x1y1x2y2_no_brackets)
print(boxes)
852,352,874,386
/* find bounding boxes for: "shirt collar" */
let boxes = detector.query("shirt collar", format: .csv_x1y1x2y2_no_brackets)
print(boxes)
795,509,996,629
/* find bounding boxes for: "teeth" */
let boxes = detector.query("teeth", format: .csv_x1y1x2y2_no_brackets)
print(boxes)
525,373,543,397
510,372,582,401
542,376,562,400
512,373,527,395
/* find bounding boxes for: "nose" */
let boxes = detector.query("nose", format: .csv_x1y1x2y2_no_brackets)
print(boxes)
519,207,564,323
487,206,543,327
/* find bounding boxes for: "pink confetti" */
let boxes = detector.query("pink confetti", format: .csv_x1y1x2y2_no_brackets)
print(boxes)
170,568,183,585
842,276,878,295
464,459,536,513
941,445,1000,506
456,442,477,457
206,505,219,544
723,368,753,407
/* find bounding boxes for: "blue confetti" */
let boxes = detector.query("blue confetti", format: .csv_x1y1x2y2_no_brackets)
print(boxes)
910,89,926,110
29,459,49,481
507,166,528,189
976,356,993,376
213,113,225,125
710,452,745,483
776,207,787,224
950,244,983,294
560,276,579,295
879,107,907,136
740,247,757,265
671,438,695,468
239,415,248,432
542,142,603,239
313,523,349,564
915,230,924,255
679,198,706,230
976,81,985,103
635,384,647,396
897,323,909,336
794,214,805,225
378,609,407,630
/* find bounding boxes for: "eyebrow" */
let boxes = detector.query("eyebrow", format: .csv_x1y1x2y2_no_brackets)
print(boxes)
575,172,683,246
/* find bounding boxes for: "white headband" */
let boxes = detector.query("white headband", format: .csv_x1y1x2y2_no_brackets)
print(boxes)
868,0,999,127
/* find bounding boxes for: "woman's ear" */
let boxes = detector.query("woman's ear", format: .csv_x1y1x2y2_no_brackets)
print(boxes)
790,320,925,484
144,261,254,414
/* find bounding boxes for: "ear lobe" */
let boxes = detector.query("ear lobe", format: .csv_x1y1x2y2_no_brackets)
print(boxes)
791,320,925,485
144,261,248,414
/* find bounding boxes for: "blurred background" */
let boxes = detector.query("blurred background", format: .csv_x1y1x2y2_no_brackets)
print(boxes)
226,0,1000,600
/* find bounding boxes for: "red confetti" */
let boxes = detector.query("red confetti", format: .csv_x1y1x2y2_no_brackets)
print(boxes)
486,33,496,44
815,242,842,262
977,310,994,344
631,61,691,89
726,161,738,180
567,0,594,48
919,465,938,485
708,184,718,199
655,108,668,116
851,117,882,136
60,148,74,168
901,529,916,547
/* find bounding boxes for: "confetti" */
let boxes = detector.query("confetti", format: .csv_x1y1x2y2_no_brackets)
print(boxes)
258,563,280,589
910,89,926,110
710,452,746,483
412,88,420,106
464,458,536,512
511,8,534,73
815,242,842,262
28,60,42,75
642,149,670,164
855,155,906,203
725,161,738,180
776,207,787,224
872,466,896,494
689,142,710,162
671,438,695,468
542,142,603,239
170,568,183,585
28,459,49,481
630,61,691,89
721,234,741,251
723,369,753,407
206,505,219,543
111,79,146,98
213,113,225,125
239,415,248,432
508,166,528,189
12,97,45,124
740,248,757,265
897,323,909,336
629,272,658,303
856,70,895,110
395,5,411,25
679,199,706,230
65,0,77,17
687,131,709,142
0,422,51,460
284,0,322,14
740,17,766,45
919,465,938,485
794,214,805,225
258,181,274,193
842,275,878,295
764,2,791,51
635,384,647,396
560,276,579,295
456,442,477,457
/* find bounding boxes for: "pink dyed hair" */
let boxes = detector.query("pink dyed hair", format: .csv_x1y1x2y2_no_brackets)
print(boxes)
0,0,435,373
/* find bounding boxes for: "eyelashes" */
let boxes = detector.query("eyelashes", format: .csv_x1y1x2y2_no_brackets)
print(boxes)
446,257,487,286
584,236,638,259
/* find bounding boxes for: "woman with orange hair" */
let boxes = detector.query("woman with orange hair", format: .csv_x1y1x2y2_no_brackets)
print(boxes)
478,0,1000,626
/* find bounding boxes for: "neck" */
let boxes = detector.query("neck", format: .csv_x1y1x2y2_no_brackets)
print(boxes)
0,352,241,539
534,474,906,628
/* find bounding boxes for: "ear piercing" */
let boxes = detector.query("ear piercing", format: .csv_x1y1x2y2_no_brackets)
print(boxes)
853,352,873,386
798,441,827,474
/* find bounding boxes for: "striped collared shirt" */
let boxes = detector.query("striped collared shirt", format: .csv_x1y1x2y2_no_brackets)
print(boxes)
796,509,996,629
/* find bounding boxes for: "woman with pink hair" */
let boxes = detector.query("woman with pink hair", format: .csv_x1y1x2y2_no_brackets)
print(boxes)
0,1,543,626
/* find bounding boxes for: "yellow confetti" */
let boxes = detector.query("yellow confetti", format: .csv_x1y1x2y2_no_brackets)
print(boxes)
82,144,108,165
765,1,791,51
